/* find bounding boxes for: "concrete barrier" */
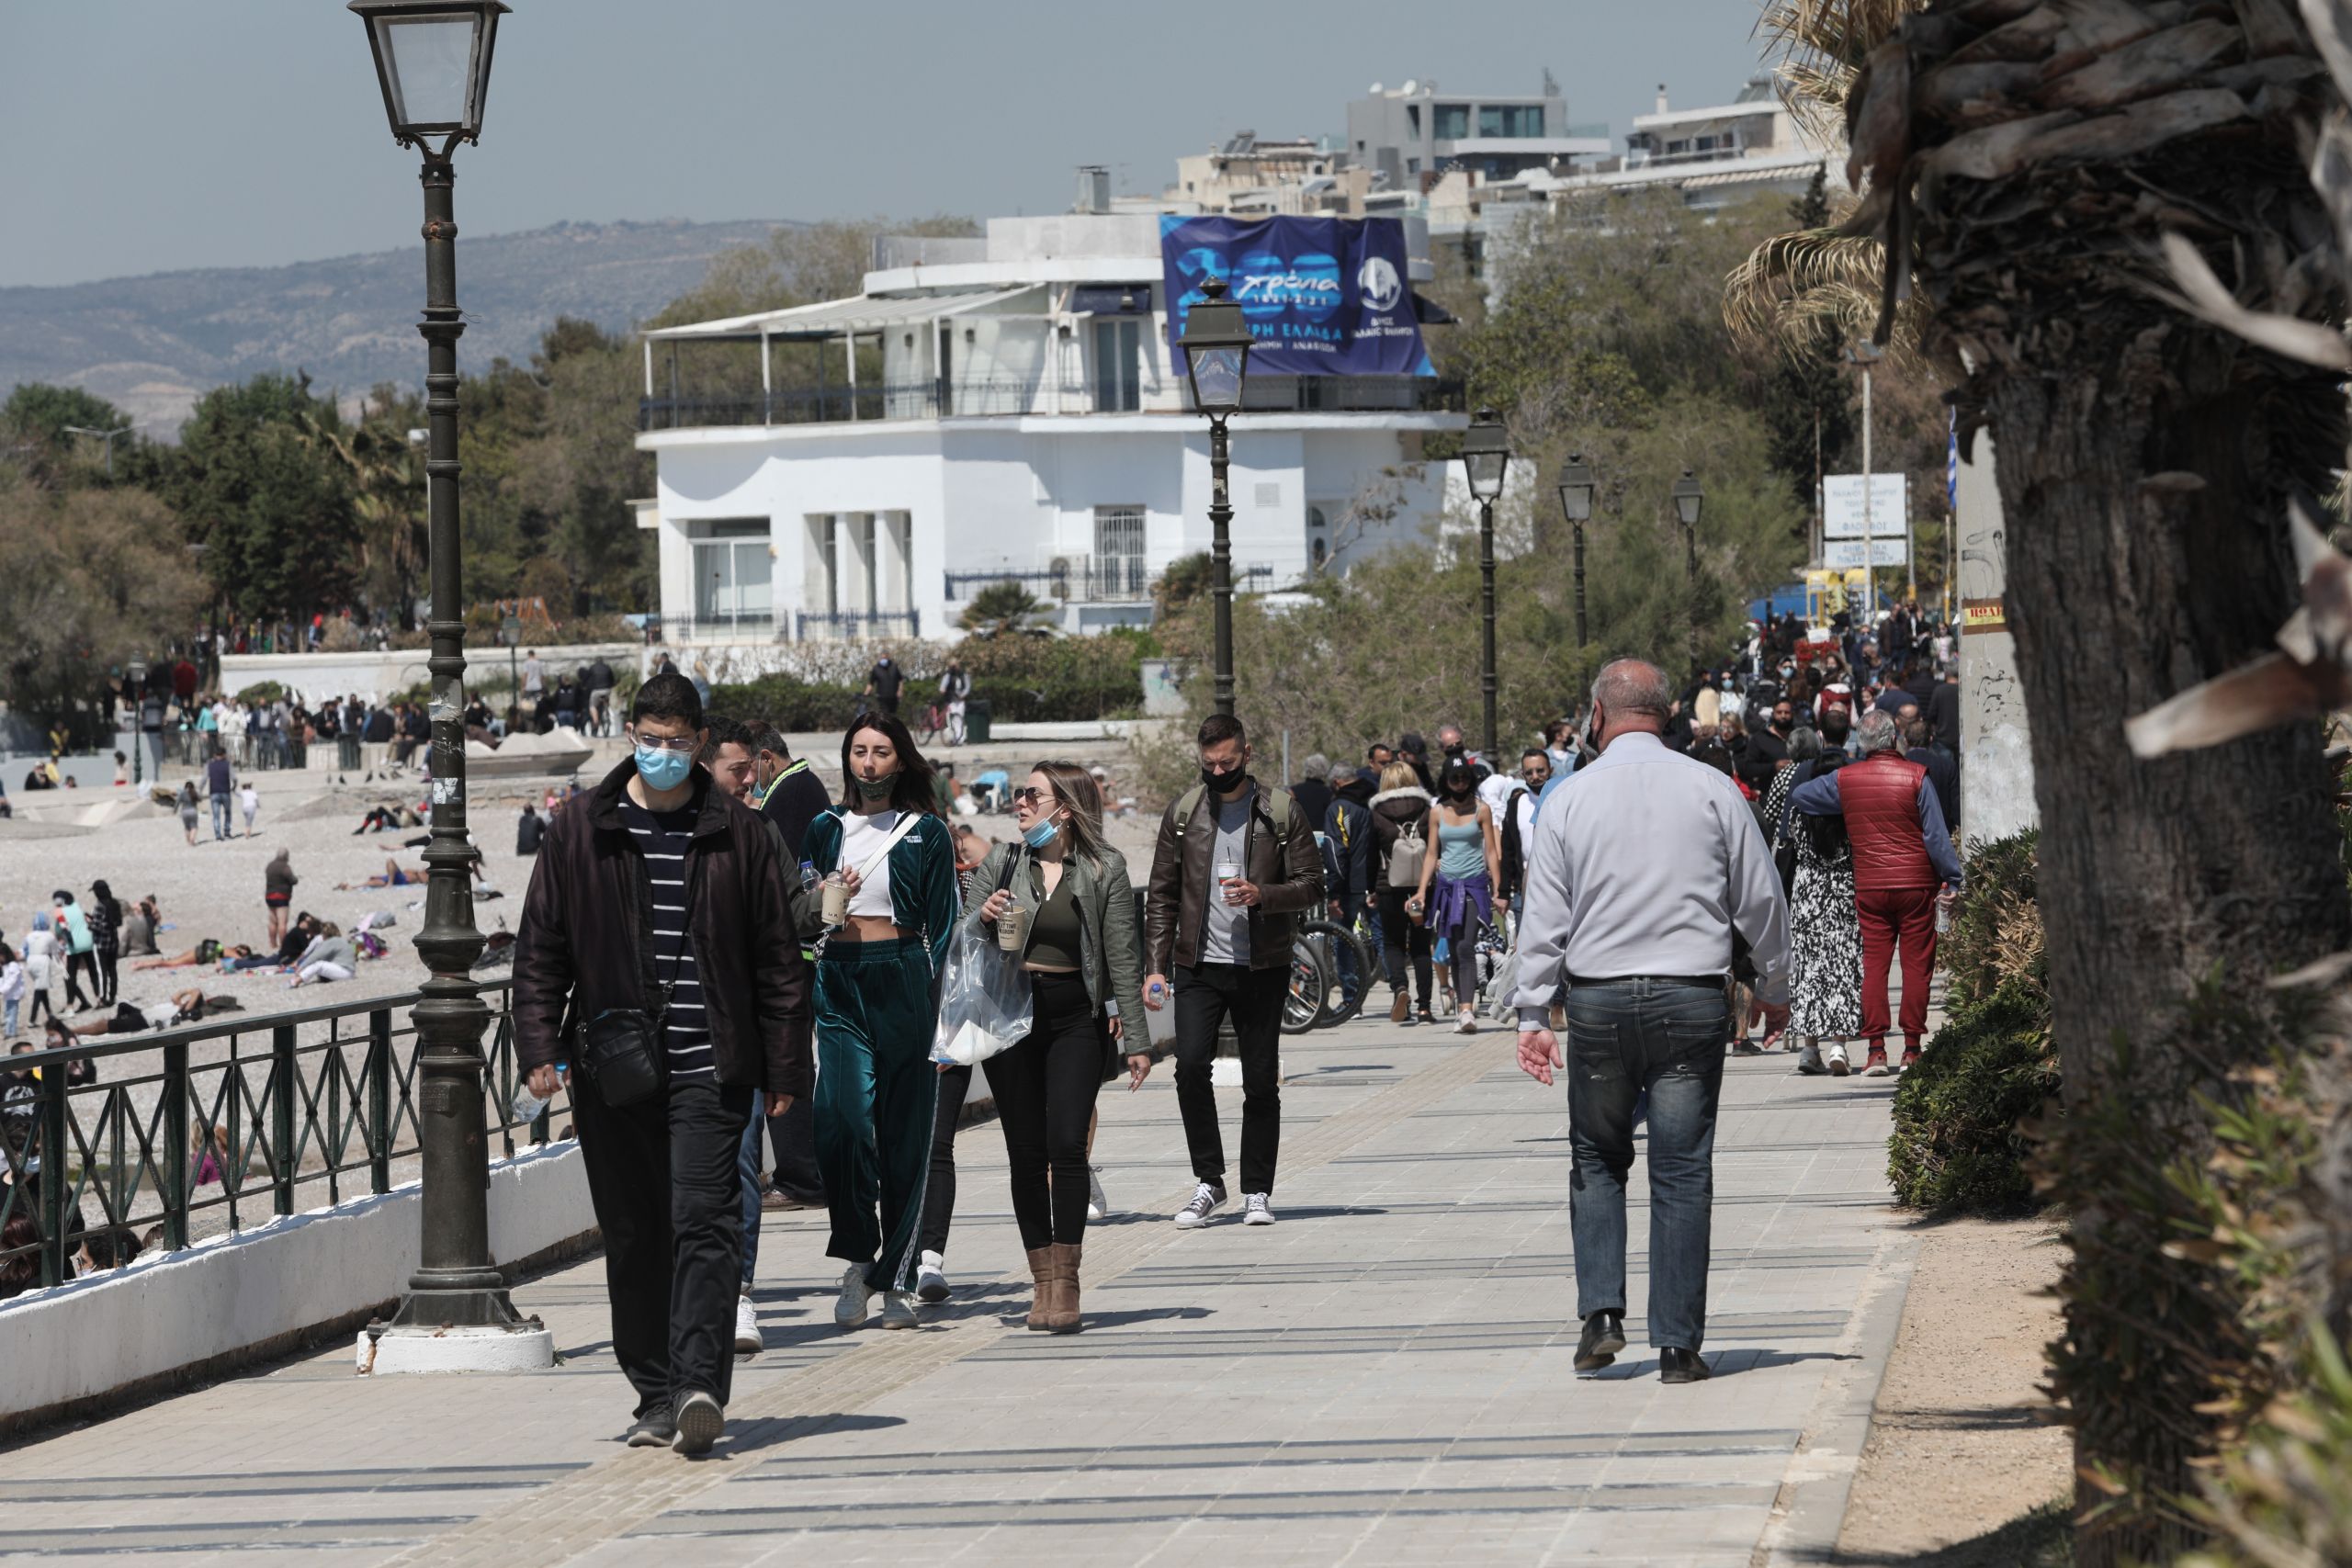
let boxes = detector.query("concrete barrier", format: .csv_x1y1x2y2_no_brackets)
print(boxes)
0,1140,596,1436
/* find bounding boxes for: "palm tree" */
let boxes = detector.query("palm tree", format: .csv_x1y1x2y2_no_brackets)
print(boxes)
1817,6,2352,1563
293,400,425,623
957,581,1053,638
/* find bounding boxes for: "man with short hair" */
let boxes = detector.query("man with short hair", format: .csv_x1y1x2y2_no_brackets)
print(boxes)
742,720,831,1221
1367,741,1396,773
864,654,903,716
1903,714,1959,831
1434,721,1489,782
1792,707,1962,1074
1499,749,1547,904
521,649,544,716
702,719,757,803
1144,713,1324,1228
1514,659,1792,1384
512,671,810,1456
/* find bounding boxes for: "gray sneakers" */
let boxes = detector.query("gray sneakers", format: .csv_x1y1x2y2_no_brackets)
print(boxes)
835,1262,875,1328
1242,1193,1275,1225
1174,1180,1227,1228
623,1403,674,1448
916,1251,951,1303
879,1290,920,1330
672,1390,722,1455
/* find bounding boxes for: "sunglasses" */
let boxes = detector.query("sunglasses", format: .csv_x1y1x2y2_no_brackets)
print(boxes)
1012,785,1051,806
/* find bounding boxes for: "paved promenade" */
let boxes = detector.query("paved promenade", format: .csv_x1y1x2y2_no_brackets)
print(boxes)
0,1009,1914,1567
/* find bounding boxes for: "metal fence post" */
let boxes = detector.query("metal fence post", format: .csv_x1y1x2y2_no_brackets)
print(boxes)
368,1009,392,1195
162,1041,189,1252
271,1023,297,1217
39,1064,67,1288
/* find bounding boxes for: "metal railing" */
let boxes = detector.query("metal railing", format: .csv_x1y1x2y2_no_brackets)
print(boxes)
656,615,780,646
0,981,561,1294
942,560,1275,603
640,374,1464,430
796,610,921,640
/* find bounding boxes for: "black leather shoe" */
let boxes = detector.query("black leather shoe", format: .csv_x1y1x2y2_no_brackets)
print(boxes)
1659,1347,1711,1384
1574,1311,1626,1373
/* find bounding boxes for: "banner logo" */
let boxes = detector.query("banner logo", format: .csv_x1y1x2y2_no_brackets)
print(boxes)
1161,215,1433,378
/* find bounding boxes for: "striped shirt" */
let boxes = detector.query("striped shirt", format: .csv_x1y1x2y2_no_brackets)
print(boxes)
616,798,714,1082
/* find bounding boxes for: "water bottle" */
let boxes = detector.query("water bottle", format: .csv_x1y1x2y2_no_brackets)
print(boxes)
1935,890,1955,935
512,1063,566,1124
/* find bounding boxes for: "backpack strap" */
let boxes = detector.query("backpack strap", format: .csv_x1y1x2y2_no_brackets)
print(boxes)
1174,782,1295,836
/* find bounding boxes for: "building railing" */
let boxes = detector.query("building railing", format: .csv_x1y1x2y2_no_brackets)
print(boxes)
796,610,921,641
639,375,1464,430
0,981,556,1293
942,560,1274,603
657,615,779,646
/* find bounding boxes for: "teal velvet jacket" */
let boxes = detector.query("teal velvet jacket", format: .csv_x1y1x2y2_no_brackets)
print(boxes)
799,807,963,972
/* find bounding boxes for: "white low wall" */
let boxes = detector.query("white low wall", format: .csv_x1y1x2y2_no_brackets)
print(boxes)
0,1141,595,1429
219,643,642,705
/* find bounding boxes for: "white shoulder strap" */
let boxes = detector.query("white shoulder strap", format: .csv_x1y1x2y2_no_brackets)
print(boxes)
854,810,923,885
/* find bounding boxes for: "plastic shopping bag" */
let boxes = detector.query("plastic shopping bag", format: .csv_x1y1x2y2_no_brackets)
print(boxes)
930,912,1035,1067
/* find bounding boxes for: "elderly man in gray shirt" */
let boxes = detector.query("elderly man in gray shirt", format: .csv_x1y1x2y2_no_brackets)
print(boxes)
1515,659,1792,1384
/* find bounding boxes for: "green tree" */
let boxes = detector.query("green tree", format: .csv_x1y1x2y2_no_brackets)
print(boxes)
1758,168,1856,524
163,373,361,624
957,581,1052,638
0,384,153,491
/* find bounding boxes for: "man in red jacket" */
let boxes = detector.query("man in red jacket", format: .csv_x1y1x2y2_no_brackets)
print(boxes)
1790,708,1962,1074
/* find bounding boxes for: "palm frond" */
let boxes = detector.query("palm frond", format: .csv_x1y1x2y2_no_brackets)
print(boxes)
1757,0,1928,143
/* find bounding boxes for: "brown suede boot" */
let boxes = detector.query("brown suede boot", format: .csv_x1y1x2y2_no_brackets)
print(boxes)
1024,1247,1054,1331
1045,1242,1083,1334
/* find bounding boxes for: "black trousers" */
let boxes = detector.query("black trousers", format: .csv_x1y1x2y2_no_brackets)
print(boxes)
764,1092,826,1203
95,949,118,1007
1377,887,1433,1006
62,952,95,1011
571,1070,752,1418
983,971,1109,1248
1172,962,1285,1196
917,1063,970,1257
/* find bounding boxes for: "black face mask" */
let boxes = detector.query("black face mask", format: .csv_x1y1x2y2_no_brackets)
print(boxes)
1201,764,1244,795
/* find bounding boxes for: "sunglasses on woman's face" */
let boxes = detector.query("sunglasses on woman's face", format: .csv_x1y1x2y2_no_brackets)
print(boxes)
1012,786,1050,806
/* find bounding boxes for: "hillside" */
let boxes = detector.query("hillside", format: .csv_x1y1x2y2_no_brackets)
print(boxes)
0,218,795,437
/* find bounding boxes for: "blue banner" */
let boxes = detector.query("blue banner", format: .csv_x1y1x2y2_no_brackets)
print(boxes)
1160,215,1434,377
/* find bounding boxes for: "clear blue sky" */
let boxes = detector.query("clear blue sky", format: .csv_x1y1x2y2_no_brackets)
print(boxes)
1,1,1772,288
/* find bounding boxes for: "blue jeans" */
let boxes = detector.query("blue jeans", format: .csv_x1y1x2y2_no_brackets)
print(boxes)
1564,977,1728,1353
737,1112,764,1293
209,795,232,840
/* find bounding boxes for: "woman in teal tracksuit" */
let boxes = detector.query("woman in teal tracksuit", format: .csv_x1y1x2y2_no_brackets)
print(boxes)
799,712,960,1331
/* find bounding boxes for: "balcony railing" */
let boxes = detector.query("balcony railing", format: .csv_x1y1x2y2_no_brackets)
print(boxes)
0,981,556,1292
655,615,779,646
796,611,921,641
639,375,1464,431
943,560,1275,604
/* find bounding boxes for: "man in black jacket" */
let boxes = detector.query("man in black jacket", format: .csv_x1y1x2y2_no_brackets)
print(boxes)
513,671,811,1457
742,720,831,1217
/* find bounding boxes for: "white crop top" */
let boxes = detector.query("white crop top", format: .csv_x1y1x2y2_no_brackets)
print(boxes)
836,809,903,919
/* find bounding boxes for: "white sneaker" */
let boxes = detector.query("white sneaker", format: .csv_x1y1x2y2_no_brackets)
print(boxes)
733,1293,762,1355
1086,1165,1109,1221
834,1262,874,1328
916,1250,950,1303
1796,1043,1827,1077
880,1290,919,1330
1243,1193,1275,1225
1173,1180,1227,1228
1455,1008,1477,1035
1825,1043,1851,1077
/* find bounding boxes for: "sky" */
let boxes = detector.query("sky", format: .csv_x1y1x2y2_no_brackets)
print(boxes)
1,1,1772,289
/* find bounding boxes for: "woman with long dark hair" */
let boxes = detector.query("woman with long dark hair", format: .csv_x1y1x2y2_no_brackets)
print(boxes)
88,880,122,1007
798,713,961,1332
968,761,1152,1332
1413,759,1502,1034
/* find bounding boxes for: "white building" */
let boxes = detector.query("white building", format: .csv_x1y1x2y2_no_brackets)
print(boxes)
1550,76,1847,212
635,212,1464,646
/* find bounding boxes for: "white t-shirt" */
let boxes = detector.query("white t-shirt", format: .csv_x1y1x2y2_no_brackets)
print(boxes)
837,809,904,919
141,1001,179,1030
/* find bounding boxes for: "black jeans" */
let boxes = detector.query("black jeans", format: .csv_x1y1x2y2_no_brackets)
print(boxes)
1376,887,1432,1007
983,971,1109,1248
62,952,96,1012
917,1063,970,1258
764,1093,826,1202
571,1070,752,1418
96,949,118,1007
1172,962,1285,1196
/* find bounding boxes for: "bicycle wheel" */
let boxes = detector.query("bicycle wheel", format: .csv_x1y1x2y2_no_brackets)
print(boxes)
1280,937,1329,1035
1299,919,1372,1027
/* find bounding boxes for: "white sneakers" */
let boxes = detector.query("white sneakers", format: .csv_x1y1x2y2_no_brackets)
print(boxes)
1455,1008,1478,1035
1243,1193,1275,1225
834,1262,875,1328
1173,1181,1227,1228
879,1291,919,1330
1086,1165,1109,1221
1825,1043,1852,1077
916,1251,950,1303
733,1294,762,1355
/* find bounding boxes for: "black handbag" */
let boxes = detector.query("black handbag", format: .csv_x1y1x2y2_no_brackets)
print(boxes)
572,842,703,1108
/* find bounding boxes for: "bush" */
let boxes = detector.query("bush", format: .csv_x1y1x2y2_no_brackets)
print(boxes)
1887,981,2060,1212
703,672,864,734
701,631,1148,730
232,681,286,705
1942,828,2043,1009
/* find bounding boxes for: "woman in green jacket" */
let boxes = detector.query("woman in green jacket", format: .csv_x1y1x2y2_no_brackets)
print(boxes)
800,714,961,1333
972,761,1153,1333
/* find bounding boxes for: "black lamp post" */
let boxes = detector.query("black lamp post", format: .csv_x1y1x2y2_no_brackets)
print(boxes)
1555,455,1595,651
349,0,538,1357
1459,409,1509,762
1178,276,1252,717
1672,468,1705,673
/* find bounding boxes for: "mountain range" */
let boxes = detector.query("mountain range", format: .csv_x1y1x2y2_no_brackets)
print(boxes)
0,218,795,437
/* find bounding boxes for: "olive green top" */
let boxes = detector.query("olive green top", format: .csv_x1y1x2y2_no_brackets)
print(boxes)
1025,867,1082,971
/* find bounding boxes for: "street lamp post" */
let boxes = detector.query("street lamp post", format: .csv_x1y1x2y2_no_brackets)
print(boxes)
1842,342,1881,621
349,0,548,1372
1178,276,1253,717
1555,454,1595,651
1459,409,1509,762
126,660,147,787
62,424,134,482
1672,469,1705,674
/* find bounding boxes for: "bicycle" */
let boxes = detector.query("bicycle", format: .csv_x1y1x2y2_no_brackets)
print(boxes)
1279,937,1330,1035
916,701,947,747
1297,918,1374,1029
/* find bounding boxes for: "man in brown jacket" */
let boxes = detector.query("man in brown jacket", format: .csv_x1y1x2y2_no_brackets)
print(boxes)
1143,712,1324,1228
512,671,811,1456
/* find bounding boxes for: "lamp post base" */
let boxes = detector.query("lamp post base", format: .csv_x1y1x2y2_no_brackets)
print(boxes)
356,1317,553,1376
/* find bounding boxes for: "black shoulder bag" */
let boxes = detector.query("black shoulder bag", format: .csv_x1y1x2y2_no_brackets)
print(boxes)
575,834,706,1108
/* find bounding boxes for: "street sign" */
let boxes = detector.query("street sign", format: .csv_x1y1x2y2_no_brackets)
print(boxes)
1824,537,1909,569
1822,473,1909,539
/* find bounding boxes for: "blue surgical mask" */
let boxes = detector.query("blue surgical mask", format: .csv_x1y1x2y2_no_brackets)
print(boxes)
635,744,693,791
1023,817,1062,851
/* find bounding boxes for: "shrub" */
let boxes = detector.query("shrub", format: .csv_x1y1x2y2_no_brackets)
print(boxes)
1887,981,2059,1212
1942,828,2043,1009
232,681,286,705
703,672,864,734
701,631,1148,729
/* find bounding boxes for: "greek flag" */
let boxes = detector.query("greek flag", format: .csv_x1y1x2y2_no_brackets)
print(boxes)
1947,408,1960,515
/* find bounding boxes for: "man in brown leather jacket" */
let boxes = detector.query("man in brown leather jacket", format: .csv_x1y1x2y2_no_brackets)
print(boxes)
1143,712,1324,1229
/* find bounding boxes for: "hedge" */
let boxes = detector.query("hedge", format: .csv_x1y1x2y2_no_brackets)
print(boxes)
703,632,1148,731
